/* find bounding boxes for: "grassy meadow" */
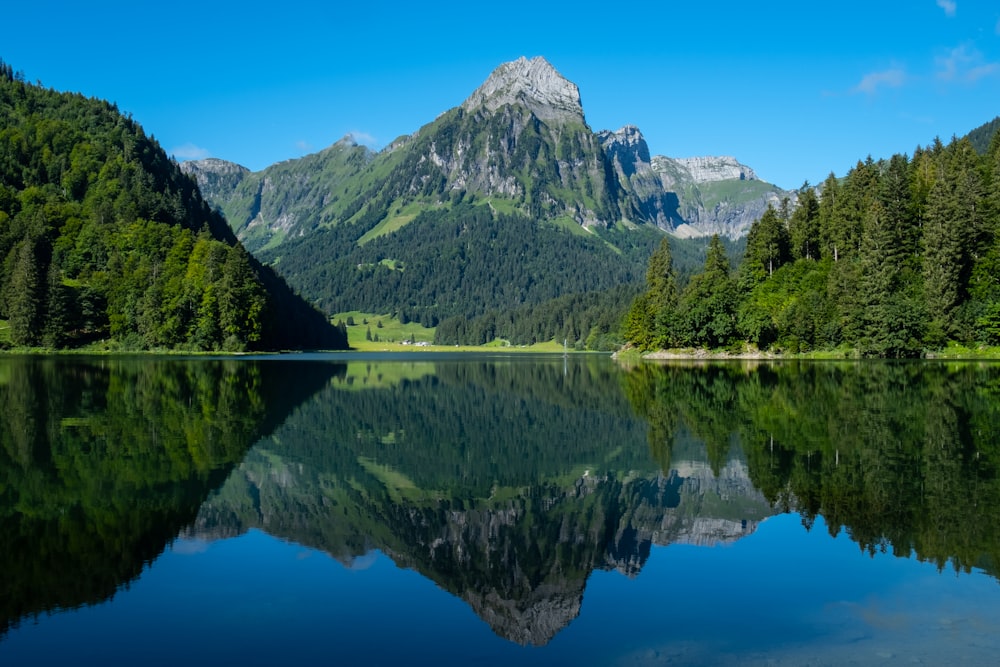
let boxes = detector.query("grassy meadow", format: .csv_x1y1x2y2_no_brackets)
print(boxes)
331,311,566,352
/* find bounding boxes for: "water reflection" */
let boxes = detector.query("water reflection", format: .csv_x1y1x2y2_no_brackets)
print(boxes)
626,360,1000,577
191,357,746,645
3,355,1000,653
0,356,342,635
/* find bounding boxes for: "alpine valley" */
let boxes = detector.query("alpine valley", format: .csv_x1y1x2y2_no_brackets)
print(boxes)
183,57,789,338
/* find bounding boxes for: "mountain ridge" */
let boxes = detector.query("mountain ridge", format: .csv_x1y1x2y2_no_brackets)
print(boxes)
183,57,790,247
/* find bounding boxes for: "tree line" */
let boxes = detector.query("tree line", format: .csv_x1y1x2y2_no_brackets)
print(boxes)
625,130,1000,356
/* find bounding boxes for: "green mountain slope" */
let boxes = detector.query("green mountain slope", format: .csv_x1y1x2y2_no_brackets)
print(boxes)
966,115,1000,155
0,61,344,350
256,202,656,324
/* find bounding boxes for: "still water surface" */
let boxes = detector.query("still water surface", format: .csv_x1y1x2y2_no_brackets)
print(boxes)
1,354,999,665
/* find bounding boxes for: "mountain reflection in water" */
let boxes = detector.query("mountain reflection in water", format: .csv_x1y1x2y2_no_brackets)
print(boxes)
2,355,1000,661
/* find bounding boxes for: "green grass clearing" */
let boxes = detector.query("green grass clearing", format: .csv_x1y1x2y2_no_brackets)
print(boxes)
331,311,571,353
358,201,441,245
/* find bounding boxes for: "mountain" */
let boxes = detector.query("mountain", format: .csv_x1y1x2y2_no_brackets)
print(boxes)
600,124,791,239
0,61,345,351
179,57,764,324
184,57,632,253
186,138,374,252
186,57,786,251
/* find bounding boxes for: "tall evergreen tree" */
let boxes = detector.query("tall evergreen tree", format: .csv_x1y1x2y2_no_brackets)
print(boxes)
922,168,965,344
742,204,791,283
42,259,70,348
921,141,983,344
859,200,922,356
6,237,44,346
644,237,679,348
836,157,879,260
817,173,843,262
678,235,737,348
789,185,821,261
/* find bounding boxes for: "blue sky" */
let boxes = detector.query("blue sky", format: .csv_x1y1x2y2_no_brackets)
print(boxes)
3,1,998,189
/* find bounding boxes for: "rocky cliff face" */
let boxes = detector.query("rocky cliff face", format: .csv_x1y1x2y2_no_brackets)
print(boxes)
180,157,249,205
600,125,791,239
462,56,585,126
600,125,682,229
671,155,758,183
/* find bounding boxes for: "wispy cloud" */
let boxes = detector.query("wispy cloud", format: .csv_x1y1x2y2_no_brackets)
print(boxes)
295,140,314,152
936,0,957,17
170,143,210,161
347,130,378,147
852,67,908,94
935,44,1000,83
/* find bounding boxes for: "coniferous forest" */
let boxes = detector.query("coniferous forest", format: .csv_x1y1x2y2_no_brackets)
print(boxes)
625,131,1000,356
0,61,344,351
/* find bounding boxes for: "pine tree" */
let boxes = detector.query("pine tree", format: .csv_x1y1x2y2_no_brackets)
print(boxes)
817,173,843,261
7,237,44,347
43,260,70,348
742,204,790,282
644,237,679,348
922,170,964,344
970,132,1000,342
922,140,982,344
789,185,821,260
678,235,737,348
859,200,922,356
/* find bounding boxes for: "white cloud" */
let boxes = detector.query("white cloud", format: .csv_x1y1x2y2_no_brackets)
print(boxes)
347,130,378,147
852,67,907,94
170,142,210,161
295,140,314,152
935,44,1000,82
936,0,957,17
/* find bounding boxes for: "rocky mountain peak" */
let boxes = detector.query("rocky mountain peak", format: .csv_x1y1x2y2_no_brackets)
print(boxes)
666,155,758,184
461,56,584,124
332,134,361,148
600,125,652,178
179,158,250,204
180,157,248,176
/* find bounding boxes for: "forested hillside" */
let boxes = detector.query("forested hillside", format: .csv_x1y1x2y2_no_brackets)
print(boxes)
261,202,660,325
626,132,1000,356
0,61,344,350
968,116,1000,155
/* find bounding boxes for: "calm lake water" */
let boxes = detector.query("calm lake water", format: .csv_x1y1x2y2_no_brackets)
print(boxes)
2,353,1000,666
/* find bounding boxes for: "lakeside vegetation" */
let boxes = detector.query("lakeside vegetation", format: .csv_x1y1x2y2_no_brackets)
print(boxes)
625,131,1000,358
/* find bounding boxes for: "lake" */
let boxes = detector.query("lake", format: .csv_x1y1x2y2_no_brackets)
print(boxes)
2,353,999,666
